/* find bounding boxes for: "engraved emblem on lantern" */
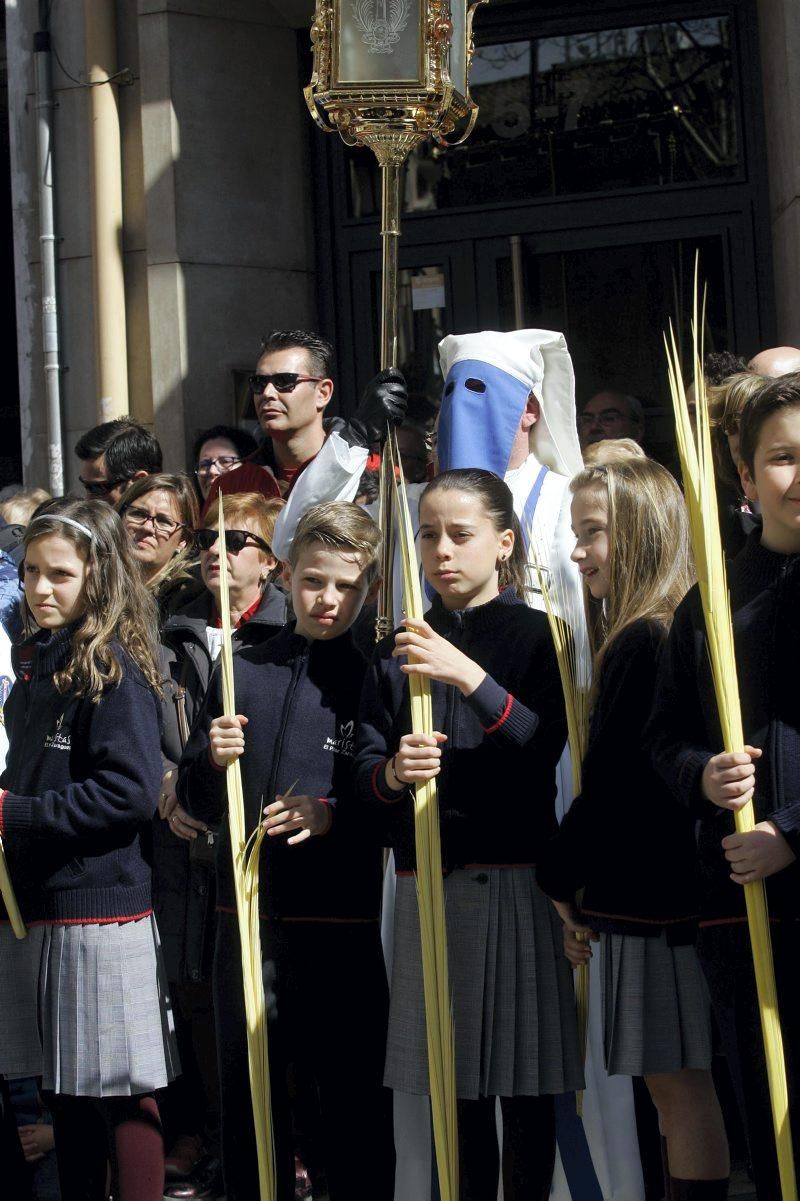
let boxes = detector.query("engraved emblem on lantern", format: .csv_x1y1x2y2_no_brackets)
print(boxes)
351,0,411,54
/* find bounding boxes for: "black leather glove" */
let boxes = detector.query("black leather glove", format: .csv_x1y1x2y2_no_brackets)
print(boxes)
336,368,408,449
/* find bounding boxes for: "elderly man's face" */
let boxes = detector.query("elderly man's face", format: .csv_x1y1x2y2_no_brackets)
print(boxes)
578,391,640,448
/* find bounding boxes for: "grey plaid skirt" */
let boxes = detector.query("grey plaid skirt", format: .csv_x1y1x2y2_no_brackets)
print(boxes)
0,923,44,1078
384,868,584,1099
39,915,180,1096
601,931,712,1076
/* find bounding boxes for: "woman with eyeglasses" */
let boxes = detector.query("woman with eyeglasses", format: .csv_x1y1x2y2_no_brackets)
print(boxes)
116,473,202,620
154,492,287,1193
192,425,258,502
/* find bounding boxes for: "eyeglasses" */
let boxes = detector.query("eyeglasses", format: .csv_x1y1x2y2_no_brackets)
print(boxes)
80,475,129,497
123,506,186,537
577,408,626,428
195,455,242,477
249,373,323,394
194,528,272,555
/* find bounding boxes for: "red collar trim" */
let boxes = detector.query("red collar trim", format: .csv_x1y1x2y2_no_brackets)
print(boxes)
212,594,263,630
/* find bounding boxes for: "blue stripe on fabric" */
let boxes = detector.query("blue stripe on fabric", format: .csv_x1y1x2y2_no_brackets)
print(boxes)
520,464,549,552
555,1092,605,1200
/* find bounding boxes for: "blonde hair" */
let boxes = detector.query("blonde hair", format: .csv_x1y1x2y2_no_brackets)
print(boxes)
707,372,768,491
23,498,162,699
570,459,694,689
116,473,199,597
581,437,646,466
0,487,52,526
707,371,767,436
289,502,382,586
204,492,285,554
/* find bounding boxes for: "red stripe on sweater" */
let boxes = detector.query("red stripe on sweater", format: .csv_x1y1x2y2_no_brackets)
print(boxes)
371,759,401,803
483,694,513,735
44,909,154,926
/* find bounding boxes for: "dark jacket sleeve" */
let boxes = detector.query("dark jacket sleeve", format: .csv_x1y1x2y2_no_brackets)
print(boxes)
514,616,569,768
464,675,541,746
537,621,661,902
176,665,228,825
647,591,717,818
159,642,184,773
355,645,408,806
0,672,162,845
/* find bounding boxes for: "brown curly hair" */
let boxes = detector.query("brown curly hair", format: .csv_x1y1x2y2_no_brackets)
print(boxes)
24,498,162,699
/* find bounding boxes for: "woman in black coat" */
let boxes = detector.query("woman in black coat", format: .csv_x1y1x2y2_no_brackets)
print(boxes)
154,491,287,1186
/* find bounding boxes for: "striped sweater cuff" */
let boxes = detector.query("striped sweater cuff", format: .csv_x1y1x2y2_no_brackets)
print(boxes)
466,676,538,743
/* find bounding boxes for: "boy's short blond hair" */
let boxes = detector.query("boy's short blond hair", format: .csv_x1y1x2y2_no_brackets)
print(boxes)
289,502,382,586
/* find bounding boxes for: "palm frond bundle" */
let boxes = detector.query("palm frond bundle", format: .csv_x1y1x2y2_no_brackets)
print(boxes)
665,267,796,1201
385,432,459,1201
217,494,276,1200
0,836,26,939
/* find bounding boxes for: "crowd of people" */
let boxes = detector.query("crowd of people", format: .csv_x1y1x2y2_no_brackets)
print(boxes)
0,327,798,1201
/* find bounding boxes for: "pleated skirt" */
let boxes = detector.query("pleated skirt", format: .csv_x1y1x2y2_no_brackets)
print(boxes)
384,867,584,1099
601,931,712,1076
39,915,180,1096
0,923,45,1078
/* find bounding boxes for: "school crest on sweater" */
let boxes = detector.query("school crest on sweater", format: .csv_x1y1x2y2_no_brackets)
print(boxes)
324,719,355,757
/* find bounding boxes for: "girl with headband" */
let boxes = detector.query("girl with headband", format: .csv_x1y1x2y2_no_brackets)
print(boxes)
0,497,178,1201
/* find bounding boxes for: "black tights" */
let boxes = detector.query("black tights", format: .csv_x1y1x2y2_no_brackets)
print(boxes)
47,1092,164,1201
457,1095,556,1201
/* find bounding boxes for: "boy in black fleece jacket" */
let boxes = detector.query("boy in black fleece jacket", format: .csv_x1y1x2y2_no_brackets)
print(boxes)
177,502,393,1201
648,374,800,1199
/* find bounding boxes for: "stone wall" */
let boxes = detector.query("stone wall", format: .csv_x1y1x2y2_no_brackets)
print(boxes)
7,0,317,488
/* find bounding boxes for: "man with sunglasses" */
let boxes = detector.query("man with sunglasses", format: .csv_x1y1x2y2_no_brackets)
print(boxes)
75,417,163,504
208,329,407,509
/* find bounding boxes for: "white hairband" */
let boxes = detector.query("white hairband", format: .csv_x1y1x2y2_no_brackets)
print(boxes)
29,514,94,540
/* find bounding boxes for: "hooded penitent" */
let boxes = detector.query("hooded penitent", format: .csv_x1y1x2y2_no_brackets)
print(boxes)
436,329,583,480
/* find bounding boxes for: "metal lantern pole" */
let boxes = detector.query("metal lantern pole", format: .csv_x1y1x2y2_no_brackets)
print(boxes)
305,0,486,637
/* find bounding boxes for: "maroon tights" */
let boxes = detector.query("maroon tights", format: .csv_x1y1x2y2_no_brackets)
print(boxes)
47,1092,164,1201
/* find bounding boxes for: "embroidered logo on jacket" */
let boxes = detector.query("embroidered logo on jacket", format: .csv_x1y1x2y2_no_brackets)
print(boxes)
323,719,355,757
44,714,71,752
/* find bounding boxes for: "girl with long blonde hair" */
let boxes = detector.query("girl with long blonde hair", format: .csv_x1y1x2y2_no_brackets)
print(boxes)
537,459,731,1201
0,497,177,1201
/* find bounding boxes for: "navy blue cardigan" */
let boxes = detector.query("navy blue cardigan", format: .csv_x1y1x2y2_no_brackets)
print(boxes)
177,622,385,922
0,626,163,924
648,532,800,924
354,589,567,872
536,619,700,943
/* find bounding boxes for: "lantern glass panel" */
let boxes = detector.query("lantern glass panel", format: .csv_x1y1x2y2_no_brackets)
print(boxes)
336,0,423,84
449,2,467,97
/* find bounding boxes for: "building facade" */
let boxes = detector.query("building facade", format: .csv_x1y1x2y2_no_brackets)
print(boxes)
3,0,799,488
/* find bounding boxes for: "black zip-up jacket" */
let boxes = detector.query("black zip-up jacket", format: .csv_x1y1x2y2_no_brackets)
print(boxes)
648,532,800,924
155,584,287,982
177,622,384,922
354,589,567,872
0,626,162,924
536,619,700,943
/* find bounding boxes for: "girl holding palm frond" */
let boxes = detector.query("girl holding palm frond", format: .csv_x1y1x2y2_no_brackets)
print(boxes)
537,459,730,1201
356,468,582,1201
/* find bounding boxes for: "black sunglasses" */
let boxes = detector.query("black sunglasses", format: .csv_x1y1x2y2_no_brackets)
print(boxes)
80,475,130,497
249,373,323,394
194,527,271,555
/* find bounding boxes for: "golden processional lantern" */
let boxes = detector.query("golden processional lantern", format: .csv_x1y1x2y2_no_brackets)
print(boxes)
306,0,486,634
